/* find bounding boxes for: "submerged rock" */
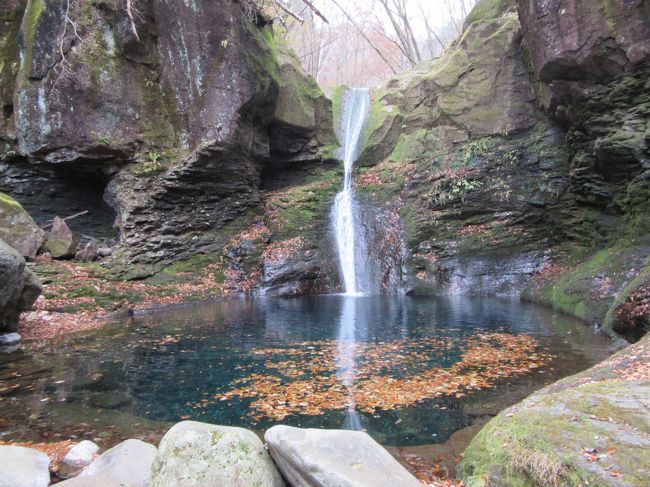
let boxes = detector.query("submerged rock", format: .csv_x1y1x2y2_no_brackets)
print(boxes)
0,445,50,487
0,239,42,333
265,425,421,487
80,439,156,487
151,421,284,487
0,192,44,259
461,335,650,486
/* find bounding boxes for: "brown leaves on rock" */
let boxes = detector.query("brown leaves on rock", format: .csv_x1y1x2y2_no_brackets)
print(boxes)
207,332,554,422
615,283,650,332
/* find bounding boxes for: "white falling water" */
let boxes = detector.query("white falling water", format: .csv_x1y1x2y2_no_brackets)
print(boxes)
332,88,371,295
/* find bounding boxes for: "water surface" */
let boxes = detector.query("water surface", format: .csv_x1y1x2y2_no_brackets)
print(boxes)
0,296,611,447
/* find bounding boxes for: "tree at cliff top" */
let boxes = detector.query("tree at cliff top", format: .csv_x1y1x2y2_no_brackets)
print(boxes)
278,0,478,87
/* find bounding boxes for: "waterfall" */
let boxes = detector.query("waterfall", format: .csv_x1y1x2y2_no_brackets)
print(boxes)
331,88,371,295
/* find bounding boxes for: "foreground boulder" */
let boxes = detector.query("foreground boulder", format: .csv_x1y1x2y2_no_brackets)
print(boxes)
0,445,50,487
151,421,284,487
0,239,42,334
80,439,156,487
461,335,650,486
0,193,44,259
265,425,421,487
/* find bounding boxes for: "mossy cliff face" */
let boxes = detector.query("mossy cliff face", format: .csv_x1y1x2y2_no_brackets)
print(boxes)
461,334,650,486
0,0,335,282
355,0,649,337
0,0,26,155
515,0,650,339
356,1,558,296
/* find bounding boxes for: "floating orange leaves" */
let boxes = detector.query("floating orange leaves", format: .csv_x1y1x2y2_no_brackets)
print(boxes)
199,332,554,422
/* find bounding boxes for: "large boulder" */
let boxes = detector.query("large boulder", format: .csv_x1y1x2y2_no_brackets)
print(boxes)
264,425,421,487
0,445,50,487
461,334,650,486
150,421,284,487
0,238,41,333
80,439,156,487
43,217,79,259
0,192,44,258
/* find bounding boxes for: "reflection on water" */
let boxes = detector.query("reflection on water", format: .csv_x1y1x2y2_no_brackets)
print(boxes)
336,296,363,430
0,296,612,447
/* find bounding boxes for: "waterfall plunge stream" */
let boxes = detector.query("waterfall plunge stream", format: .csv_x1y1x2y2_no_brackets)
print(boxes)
332,88,371,430
332,88,371,295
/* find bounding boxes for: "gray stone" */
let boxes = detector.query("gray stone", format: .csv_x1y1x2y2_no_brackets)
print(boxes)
265,425,421,487
150,421,284,487
57,475,131,487
0,445,50,487
0,239,42,333
0,193,44,259
80,439,156,487
0,332,20,346
75,242,99,262
59,441,100,478
44,217,79,259
97,247,114,257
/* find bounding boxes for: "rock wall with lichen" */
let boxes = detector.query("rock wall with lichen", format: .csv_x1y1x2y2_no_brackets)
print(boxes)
0,0,337,290
354,0,649,339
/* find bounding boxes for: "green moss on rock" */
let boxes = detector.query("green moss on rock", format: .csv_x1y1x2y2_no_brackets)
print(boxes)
461,335,650,487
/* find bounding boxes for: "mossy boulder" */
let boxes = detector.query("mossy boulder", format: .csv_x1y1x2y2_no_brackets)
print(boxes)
0,238,41,333
0,191,44,258
461,334,650,486
151,421,285,487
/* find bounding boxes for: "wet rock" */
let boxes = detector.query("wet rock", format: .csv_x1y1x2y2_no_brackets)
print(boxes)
0,239,42,333
151,421,284,487
75,242,99,262
59,441,100,478
44,217,79,259
265,425,421,487
0,192,44,259
0,445,50,487
81,439,156,487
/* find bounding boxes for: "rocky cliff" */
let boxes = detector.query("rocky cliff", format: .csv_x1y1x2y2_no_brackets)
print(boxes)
0,0,338,291
352,0,649,339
